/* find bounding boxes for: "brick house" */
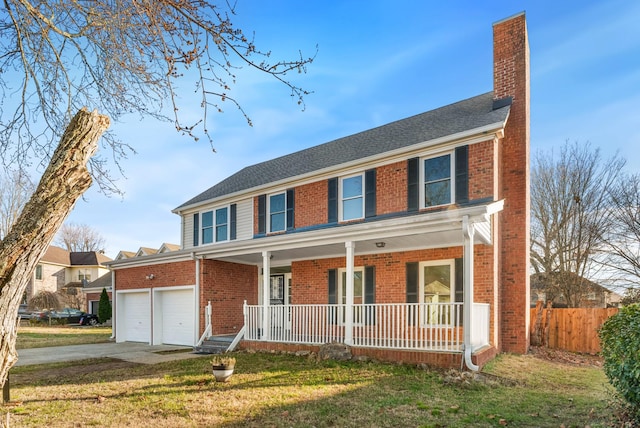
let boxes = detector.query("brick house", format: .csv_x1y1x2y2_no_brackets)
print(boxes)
109,13,530,370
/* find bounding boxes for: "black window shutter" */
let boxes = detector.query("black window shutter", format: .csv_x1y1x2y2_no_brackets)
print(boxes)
364,265,376,325
455,258,464,326
286,188,295,231
192,213,199,247
365,169,377,218
407,157,419,211
455,145,469,204
328,269,337,304
230,204,237,240
328,268,338,324
364,266,376,304
328,178,338,223
257,194,266,234
406,262,418,303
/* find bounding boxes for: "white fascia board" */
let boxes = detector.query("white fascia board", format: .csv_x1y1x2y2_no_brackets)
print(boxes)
106,250,195,269
173,122,506,214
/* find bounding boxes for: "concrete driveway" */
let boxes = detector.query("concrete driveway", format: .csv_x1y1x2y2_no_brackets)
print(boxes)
16,342,204,366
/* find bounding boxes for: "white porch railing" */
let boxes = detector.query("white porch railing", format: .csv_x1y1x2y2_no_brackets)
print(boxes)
195,301,212,347
243,302,485,353
470,303,490,351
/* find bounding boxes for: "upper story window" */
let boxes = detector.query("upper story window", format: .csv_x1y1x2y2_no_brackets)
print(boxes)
269,192,286,233
421,153,453,208
215,207,228,242
78,269,92,282
340,174,364,221
35,264,43,280
201,206,229,245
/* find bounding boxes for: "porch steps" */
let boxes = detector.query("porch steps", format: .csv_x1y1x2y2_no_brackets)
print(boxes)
193,334,236,354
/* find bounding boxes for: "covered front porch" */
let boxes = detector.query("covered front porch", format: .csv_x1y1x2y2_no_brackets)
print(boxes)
195,201,503,370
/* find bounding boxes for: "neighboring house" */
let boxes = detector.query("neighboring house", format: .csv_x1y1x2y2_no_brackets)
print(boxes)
108,13,531,370
26,245,112,310
531,272,623,308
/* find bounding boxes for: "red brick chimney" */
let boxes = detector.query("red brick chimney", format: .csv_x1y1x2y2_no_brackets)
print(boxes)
494,12,531,354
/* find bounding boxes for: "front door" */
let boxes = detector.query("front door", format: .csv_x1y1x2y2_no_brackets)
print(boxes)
270,274,290,329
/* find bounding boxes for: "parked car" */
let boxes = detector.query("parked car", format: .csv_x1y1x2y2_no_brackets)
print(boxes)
18,304,33,319
79,313,100,326
30,308,98,325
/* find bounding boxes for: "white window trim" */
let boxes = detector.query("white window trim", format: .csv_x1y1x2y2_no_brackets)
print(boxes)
418,259,455,303
419,151,455,209
339,173,365,221
419,259,456,326
267,192,287,233
200,205,230,245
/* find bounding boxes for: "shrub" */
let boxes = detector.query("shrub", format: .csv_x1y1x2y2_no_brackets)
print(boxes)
98,288,112,324
599,304,640,421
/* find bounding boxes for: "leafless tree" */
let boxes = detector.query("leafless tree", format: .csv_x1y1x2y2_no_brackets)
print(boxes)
0,1,315,190
602,172,640,290
0,1,314,388
530,141,624,307
0,170,35,239
55,223,106,253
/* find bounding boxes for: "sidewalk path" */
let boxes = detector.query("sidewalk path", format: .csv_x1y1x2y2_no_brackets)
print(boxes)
16,342,204,366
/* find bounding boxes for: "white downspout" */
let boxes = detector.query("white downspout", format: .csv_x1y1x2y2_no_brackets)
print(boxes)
194,252,200,345
462,216,479,371
344,241,355,346
110,270,115,339
261,251,271,341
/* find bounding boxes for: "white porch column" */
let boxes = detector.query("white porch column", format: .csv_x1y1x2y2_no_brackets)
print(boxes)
344,241,355,345
262,251,271,340
462,216,479,371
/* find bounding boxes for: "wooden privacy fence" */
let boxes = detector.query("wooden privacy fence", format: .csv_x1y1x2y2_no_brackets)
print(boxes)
530,304,619,354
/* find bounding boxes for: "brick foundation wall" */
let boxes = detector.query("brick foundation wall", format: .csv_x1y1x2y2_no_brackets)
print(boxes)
239,341,496,371
494,13,531,353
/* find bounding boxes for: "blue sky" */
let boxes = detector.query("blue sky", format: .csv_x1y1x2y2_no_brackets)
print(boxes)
62,0,640,258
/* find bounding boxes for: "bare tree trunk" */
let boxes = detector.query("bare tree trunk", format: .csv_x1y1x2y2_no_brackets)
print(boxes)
0,109,109,387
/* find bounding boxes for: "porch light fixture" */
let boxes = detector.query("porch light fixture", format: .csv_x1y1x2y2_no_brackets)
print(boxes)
375,242,386,248
146,274,155,280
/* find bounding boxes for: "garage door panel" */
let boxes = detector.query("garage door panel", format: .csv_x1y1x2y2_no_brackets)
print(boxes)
119,292,150,343
159,288,194,346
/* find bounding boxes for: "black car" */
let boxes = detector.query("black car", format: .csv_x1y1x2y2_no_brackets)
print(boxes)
31,308,99,325
79,313,100,326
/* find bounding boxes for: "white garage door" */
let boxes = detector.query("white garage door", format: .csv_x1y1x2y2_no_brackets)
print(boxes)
159,288,194,346
119,292,150,343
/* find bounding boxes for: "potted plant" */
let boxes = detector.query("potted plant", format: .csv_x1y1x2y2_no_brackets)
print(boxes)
210,355,236,382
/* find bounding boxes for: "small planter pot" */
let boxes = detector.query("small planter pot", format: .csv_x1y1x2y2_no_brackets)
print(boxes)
211,365,235,382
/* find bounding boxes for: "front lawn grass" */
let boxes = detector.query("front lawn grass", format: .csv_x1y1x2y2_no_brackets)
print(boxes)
16,326,112,349
3,351,615,427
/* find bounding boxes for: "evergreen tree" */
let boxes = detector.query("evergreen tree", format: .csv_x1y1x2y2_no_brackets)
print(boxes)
98,288,112,324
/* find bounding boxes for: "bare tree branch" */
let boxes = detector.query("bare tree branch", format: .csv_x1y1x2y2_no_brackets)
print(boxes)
0,0,316,191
